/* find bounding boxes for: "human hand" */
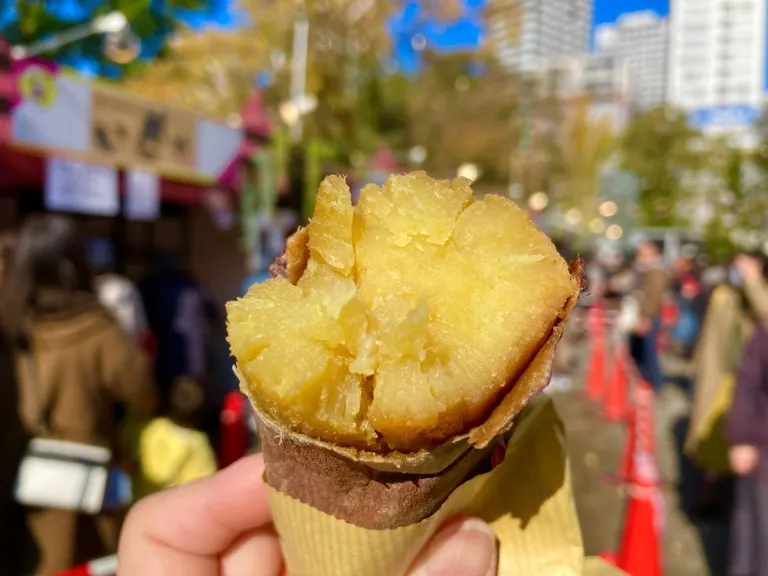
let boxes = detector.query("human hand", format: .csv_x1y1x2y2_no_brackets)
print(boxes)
729,445,759,477
735,255,763,286
118,453,498,576
633,317,652,336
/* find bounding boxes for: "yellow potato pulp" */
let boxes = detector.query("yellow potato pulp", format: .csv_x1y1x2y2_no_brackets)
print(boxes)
227,172,578,452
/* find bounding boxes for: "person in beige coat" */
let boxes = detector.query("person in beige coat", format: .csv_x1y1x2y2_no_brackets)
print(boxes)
2,216,156,574
685,253,768,514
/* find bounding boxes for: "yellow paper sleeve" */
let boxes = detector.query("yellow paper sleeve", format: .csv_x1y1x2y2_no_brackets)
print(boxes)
265,396,626,576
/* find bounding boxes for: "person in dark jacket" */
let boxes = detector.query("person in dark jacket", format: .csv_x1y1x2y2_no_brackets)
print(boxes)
630,240,669,390
0,231,37,573
728,320,768,576
0,329,37,574
139,253,207,410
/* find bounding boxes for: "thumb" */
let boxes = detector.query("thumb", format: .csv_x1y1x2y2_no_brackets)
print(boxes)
406,517,498,576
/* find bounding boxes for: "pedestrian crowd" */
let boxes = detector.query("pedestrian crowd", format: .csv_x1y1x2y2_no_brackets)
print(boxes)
578,238,768,576
0,213,514,576
0,214,232,574
5,212,768,575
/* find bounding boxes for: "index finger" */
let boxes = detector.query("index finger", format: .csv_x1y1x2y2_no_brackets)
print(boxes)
119,453,273,572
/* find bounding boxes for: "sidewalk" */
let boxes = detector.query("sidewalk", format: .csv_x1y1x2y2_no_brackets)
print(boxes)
552,353,729,575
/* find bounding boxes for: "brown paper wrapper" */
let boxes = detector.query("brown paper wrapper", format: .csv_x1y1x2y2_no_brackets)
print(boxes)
260,397,625,576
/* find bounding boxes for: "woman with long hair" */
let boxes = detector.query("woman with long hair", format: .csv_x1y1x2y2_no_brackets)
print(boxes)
3,215,156,574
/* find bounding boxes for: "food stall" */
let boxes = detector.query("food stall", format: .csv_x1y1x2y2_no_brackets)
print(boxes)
0,48,252,307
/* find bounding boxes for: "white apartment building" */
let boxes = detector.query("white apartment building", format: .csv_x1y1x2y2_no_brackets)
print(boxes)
486,0,593,72
668,0,767,147
595,11,669,109
537,54,634,132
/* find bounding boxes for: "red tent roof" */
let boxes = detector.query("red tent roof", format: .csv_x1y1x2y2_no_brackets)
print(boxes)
0,145,211,205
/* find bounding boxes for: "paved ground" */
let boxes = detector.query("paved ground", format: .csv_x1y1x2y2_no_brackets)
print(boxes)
552,350,730,575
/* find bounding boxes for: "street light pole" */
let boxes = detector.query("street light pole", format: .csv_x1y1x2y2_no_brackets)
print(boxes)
289,2,309,142
509,77,532,199
10,11,130,60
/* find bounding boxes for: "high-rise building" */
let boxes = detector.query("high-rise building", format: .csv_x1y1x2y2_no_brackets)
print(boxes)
486,0,593,72
595,11,669,109
668,0,767,147
533,55,634,133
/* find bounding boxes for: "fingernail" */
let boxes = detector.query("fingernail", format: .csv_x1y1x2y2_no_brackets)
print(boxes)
413,518,497,576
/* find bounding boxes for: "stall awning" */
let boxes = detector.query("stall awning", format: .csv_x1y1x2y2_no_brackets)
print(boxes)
6,57,244,186
0,144,217,205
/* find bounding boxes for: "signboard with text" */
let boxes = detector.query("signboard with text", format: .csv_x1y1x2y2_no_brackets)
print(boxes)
689,105,759,130
45,157,119,216
125,170,160,221
90,89,196,177
9,60,243,184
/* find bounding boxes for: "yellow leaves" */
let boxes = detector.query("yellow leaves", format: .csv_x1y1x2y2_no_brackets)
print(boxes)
558,96,615,174
120,27,276,120
421,0,465,21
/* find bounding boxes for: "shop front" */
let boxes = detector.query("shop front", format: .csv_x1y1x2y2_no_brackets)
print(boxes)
0,51,249,308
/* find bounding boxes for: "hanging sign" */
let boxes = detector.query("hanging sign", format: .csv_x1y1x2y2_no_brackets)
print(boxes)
45,157,119,216
9,62,243,184
90,88,197,177
125,170,160,221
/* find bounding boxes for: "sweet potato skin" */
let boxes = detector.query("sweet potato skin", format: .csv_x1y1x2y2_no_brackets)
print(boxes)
257,412,494,529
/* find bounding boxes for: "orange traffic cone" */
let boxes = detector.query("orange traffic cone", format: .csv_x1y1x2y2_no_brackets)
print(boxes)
616,440,663,576
633,381,657,463
619,380,657,483
603,343,629,421
616,482,663,576
219,391,249,469
608,380,663,576
585,302,607,401
618,406,636,482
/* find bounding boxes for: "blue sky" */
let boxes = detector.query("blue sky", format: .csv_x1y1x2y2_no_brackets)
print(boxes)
0,0,672,53
393,0,672,72
397,0,673,49
593,0,668,25
0,0,673,75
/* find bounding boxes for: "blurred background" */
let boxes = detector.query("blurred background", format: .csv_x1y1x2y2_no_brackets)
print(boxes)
4,0,768,279
2,0,768,278
2,0,768,575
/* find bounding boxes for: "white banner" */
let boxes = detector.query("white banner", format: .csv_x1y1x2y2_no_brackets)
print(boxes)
125,170,160,221
203,187,235,231
45,157,119,216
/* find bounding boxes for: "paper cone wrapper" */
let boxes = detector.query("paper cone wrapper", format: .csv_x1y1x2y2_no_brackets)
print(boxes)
257,397,624,576
236,259,624,573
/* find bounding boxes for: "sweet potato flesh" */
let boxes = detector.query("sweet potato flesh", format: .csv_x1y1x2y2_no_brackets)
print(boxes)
227,172,576,452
